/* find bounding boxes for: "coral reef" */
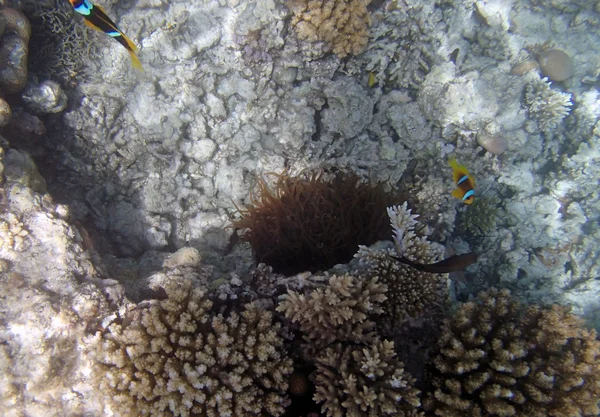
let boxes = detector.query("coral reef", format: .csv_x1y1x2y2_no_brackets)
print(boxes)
356,246,447,330
0,146,121,417
277,273,386,348
347,0,445,90
524,75,572,131
314,340,422,417
90,277,294,417
277,272,423,417
287,0,372,58
424,288,600,417
232,170,402,276
352,203,447,330
23,0,98,83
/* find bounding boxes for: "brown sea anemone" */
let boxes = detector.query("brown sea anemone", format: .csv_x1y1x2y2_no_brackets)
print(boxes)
232,170,403,275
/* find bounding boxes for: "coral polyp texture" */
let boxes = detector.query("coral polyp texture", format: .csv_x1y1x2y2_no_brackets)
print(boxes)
233,171,401,275
276,273,387,347
355,203,447,330
524,75,572,131
424,288,600,417
89,278,293,417
314,340,422,417
287,0,372,58
277,273,423,417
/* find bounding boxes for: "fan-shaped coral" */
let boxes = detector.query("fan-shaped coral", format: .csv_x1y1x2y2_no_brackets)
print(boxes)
89,278,294,417
233,170,402,276
424,288,600,417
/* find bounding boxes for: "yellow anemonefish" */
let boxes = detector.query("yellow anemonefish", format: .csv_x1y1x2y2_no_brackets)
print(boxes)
68,0,143,71
448,158,475,204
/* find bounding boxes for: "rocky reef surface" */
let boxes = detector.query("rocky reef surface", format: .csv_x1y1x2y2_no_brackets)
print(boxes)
1,0,600,415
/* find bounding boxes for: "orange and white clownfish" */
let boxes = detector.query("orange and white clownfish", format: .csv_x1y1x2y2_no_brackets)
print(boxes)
448,158,475,204
68,0,143,71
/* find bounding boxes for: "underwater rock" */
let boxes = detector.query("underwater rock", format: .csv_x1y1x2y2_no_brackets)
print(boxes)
0,36,28,93
536,49,573,82
0,97,11,127
477,122,509,155
0,7,30,43
418,64,498,130
322,77,374,139
22,80,67,113
0,8,29,94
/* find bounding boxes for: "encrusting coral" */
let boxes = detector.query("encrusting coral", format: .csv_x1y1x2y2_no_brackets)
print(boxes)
424,288,600,417
524,75,572,131
232,170,402,276
287,0,372,58
88,277,294,417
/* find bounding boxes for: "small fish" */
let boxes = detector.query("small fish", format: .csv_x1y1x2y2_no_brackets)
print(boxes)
368,71,376,87
448,158,475,204
391,252,477,274
444,245,468,284
69,0,143,71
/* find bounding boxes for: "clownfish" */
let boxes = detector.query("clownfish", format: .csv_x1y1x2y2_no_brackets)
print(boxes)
68,0,143,71
448,158,475,204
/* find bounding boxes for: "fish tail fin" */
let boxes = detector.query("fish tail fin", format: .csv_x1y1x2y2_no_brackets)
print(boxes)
128,49,144,72
121,33,139,54
448,157,459,170
451,188,463,199
83,18,103,33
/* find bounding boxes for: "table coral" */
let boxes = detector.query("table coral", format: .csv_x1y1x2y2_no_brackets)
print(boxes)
89,277,293,417
287,0,372,58
424,288,600,417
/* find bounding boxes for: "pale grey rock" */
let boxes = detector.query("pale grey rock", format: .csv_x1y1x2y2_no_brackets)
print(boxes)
0,147,122,416
418,64,499,131
322,78,373,139
21,80,67,114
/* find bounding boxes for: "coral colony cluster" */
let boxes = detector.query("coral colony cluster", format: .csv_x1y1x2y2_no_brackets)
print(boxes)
0,0,600,416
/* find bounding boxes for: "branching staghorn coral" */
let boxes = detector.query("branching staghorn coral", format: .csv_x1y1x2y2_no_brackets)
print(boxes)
89,278,293,417
524,76,572,131
424,288,600,417
355,203,447,330
277,274,423,417
287,0,372,58
276,273,387,348
314,340,423,417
